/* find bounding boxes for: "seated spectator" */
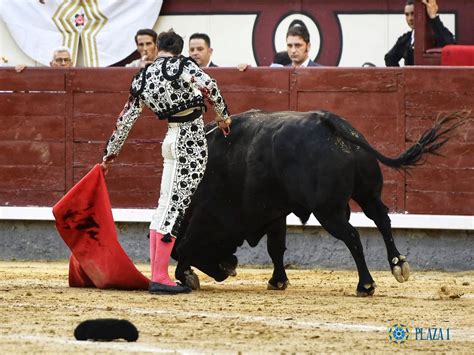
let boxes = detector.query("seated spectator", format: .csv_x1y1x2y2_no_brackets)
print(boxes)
188,33,217,68
384,0,455,66
15,46,72,72
126,29,158,68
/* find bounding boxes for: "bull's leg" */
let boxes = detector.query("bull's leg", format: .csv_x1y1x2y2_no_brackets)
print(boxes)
314,210,376,297
266,217,289,290
175,262,200,290
358,197,410,283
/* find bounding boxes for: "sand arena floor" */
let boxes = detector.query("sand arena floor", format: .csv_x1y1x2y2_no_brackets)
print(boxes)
0,261,473,353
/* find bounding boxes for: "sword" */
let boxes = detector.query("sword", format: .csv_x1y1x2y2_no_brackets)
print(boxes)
205,124,219,136
206,122,231,137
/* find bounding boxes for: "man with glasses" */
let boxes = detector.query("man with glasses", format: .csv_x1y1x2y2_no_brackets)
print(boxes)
15,46,72,72
50,47,73,67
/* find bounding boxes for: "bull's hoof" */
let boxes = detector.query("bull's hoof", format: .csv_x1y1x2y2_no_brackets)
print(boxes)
183,269,200,290
267,279,289,290
391,255,410,283
356,282,376,297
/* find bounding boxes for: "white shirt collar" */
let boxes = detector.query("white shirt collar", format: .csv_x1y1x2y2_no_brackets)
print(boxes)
298,57,311,67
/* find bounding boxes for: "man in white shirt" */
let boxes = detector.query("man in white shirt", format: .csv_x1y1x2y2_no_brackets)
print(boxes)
126,29,158,68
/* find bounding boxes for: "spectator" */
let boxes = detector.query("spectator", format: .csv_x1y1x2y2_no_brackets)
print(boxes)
15,46,72,72
286,24,321,67
238,19,319,71
188,33,217,68
126,29,158,68
270,51,291,67
384,0,455,66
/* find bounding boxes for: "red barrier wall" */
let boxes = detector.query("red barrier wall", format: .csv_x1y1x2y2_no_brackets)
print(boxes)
0,67,472,215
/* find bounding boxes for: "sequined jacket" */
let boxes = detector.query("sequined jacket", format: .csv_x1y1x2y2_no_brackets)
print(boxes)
103,55,229,162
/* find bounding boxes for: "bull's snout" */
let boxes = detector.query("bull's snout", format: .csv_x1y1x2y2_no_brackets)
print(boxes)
219,255,238,277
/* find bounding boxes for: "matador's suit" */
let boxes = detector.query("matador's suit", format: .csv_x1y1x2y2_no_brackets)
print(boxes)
103,55,230,293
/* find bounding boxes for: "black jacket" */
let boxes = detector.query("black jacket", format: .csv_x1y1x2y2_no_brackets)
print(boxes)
385,16,455,67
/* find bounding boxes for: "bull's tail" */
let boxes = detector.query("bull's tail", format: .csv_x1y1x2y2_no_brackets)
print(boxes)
321,110,470,169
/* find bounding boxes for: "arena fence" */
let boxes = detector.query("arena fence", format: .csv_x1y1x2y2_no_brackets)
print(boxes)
0,67,473,224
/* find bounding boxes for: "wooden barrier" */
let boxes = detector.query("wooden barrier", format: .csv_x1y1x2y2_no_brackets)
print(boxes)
0,67,472,215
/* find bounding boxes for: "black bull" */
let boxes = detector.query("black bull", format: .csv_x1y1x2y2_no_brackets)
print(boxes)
172,109,466,296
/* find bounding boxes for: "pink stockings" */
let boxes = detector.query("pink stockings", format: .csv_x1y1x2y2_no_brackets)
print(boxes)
149,229,176,286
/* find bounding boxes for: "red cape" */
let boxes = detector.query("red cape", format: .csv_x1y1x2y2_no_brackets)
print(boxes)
53,164,149,290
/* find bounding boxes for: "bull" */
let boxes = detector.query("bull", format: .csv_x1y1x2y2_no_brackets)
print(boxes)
172,109,466,296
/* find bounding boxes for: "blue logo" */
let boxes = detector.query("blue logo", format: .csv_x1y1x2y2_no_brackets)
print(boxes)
388,323,452,344
388,323,410,345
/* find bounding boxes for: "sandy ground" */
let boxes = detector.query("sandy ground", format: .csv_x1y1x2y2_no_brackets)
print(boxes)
0,261,473,354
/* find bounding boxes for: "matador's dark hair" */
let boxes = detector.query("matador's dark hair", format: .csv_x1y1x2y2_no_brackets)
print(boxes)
158,29,184,55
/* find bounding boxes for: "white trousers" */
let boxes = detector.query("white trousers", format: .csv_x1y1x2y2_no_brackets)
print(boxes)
150,118,208,235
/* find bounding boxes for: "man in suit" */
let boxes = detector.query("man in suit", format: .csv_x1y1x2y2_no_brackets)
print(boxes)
189,33,218,68
286,24,321,67
385,0,455,66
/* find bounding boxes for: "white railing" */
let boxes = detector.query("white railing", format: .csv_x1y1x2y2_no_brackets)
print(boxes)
0,206,472,230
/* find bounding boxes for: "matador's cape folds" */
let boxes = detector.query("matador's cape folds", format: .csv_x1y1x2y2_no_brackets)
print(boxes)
53,164,149,290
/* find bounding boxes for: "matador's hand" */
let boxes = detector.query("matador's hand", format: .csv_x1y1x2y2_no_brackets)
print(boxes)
217,117,232,137
100,161,111,176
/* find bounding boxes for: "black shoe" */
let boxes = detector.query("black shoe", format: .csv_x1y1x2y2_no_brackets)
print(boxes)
148,281,192,295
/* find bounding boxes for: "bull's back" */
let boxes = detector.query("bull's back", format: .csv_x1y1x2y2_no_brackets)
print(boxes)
206,111,366,212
